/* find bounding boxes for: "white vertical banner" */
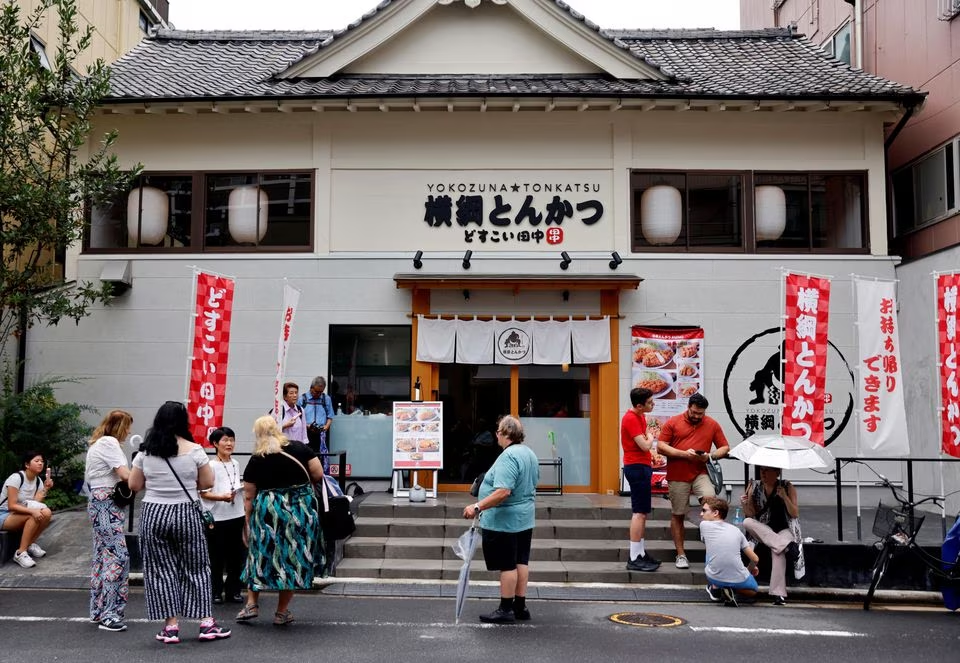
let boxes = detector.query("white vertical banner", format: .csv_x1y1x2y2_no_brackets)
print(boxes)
273,282,301,420
854,277,909,456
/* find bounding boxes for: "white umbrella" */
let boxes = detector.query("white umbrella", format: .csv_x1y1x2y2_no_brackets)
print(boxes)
452,516,482,624
729,433,834,470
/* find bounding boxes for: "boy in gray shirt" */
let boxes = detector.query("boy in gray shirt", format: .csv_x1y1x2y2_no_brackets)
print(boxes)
699,496,759,607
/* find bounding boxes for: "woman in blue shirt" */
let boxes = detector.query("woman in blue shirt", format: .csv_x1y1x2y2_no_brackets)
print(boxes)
462,415,539,624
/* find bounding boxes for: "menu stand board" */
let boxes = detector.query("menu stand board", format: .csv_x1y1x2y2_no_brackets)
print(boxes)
391,401,443,498
631,327,706,496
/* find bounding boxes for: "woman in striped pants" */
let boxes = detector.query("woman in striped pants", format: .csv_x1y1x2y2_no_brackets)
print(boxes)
128,401,231,644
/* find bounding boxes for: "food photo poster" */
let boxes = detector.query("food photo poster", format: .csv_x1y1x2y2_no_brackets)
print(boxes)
392,401,443,469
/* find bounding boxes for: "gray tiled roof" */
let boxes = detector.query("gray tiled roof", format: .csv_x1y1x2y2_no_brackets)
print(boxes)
104,16,922,104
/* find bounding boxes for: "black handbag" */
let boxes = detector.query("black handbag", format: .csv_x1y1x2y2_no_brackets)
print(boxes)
469,472,485,498
318,476,356,540
112,480,135,508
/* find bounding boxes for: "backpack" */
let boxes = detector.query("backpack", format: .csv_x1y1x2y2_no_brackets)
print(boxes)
0,471,42,509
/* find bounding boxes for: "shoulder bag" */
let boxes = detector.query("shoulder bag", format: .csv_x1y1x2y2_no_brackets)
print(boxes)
112,480,135,508
164,457,215,529
280,450,356,541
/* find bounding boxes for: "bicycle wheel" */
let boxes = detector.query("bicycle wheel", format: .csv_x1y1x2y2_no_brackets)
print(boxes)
864,543,892,611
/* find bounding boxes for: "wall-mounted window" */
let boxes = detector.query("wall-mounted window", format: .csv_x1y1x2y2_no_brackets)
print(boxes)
30,35,50,70
138,10,150,33
631,170,868,253
822,21,852,66
85,170,314,253
893,140,958,236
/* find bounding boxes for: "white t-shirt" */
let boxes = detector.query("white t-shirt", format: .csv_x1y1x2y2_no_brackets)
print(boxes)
85,436,129,489
132,445,209,504
700,519,751,584
1,471,43,510
201,458,244,521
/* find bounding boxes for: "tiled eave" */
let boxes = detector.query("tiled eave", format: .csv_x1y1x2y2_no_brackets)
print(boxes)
96,96,904,115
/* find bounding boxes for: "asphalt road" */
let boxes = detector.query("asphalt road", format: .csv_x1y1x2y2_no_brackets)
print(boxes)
0,588,957,663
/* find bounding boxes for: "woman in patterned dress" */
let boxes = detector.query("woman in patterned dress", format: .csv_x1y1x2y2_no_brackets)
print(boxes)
236,415,326,627
84,410,134,632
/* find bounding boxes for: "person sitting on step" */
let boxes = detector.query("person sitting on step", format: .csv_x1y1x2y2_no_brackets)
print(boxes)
699,496,759,607
0,450,54,569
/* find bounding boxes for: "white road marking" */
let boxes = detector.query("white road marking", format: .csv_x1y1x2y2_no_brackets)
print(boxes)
0,615,532,629
689,626,865,638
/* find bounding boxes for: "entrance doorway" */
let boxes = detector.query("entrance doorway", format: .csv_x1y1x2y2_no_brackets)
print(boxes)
437,363,590,485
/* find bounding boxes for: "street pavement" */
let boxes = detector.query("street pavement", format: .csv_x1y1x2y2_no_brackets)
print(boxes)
1,587,957,663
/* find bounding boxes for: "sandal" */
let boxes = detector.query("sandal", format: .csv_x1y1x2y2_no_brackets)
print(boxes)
235,604,259,621
273,610,294,626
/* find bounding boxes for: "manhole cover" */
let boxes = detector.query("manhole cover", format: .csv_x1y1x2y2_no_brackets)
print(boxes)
608,612,686,628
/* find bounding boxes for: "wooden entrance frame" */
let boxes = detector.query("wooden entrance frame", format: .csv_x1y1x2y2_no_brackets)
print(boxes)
394,273,642,494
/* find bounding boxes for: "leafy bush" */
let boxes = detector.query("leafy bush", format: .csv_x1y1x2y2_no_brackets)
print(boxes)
0,372,94,503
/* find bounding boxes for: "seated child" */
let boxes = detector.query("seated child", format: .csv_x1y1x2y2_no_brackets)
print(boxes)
699,495,759,607
0,450,54,568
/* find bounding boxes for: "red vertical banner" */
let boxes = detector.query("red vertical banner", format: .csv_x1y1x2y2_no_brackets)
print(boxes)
937,273,960,457
187,271,235,447
781,273,831,445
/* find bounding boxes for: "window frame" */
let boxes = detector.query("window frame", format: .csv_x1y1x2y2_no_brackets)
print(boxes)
822,21,853,66
83,169,316,254
630,169,869,254
892,138,960,237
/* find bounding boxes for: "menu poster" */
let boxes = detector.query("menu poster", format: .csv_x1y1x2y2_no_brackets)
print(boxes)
631,327,705,418
392,401,444,470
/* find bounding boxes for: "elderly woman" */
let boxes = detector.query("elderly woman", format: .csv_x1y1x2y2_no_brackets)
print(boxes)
0,450,54,569
84,410,134,632
128,401,231,643
236,415,326,627
462,415,540,624
740,466,803,606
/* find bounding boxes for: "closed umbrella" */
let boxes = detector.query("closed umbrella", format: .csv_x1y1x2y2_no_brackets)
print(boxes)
729,433,834,470
452,516,481,624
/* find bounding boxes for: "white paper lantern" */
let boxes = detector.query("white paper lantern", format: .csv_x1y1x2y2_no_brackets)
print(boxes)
126,186,168,245
228,185,268,244
640,185,682,245
755,185,787,241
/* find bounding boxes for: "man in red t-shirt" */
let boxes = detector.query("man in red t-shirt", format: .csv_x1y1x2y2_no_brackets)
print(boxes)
620,387,661,572
656,393,729,569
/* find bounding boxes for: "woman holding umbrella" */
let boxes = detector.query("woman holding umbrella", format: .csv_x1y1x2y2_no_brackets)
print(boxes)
740,466,803,605
462,415,539,624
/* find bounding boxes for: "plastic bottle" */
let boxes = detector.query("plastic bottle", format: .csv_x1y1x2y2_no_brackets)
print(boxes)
337,403,343,416
733,506,744,526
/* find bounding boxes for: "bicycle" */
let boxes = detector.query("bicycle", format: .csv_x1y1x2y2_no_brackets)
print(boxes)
857,463,960,611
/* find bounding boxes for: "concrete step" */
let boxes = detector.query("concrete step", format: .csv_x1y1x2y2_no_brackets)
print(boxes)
344,536,705,563
335,557,708,584
358,502,672,521
353,517,700,541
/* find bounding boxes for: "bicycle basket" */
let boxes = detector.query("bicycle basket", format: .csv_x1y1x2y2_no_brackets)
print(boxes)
872,502,925,539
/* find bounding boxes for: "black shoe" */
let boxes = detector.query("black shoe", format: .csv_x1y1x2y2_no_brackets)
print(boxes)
626,555,658,572
98,619,127,632
705,585,722,602
227,593,244,604
212,595,224,605
514,607,531,621
784,541,800,566
640,552,661,569
479,607,516,624
772,595,787,606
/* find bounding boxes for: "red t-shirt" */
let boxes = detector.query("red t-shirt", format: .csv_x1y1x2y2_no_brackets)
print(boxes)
658,413,728,482
621,409,651,466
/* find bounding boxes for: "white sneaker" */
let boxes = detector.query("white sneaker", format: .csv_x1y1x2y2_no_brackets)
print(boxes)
26,543,45,558
13,551,36,568
675,554,690,569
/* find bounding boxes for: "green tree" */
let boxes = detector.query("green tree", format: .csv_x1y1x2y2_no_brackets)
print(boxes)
0,0,138,361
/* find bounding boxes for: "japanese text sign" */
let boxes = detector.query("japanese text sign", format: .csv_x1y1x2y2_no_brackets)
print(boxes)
781,273,831,445
937,273,960,457
187,271,235,446
273,284,300,420
855,278,909,456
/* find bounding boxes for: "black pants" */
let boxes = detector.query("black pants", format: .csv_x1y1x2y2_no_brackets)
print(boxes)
206,516,246,598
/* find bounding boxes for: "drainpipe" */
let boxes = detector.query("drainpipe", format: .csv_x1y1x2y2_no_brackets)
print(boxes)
884,104,917,151
855,0,864,70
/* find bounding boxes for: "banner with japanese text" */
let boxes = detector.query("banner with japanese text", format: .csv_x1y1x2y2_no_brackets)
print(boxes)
936,273,960,458
187,271,235,447
273,284,300,420
781,273,831,444
855,278,909,456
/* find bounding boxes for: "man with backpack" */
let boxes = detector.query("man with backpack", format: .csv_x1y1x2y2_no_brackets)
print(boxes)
300,376,335,472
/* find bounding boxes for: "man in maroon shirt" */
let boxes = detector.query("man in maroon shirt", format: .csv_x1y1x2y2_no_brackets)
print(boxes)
620,387,661,572
656,393,729,569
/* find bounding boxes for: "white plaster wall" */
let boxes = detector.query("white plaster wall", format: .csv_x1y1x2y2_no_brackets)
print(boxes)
895,250,960,513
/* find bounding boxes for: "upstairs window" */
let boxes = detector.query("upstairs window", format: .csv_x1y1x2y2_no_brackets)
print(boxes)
85,170,314,253
823,22,852,66
30,35,50,70
893,140,959,236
